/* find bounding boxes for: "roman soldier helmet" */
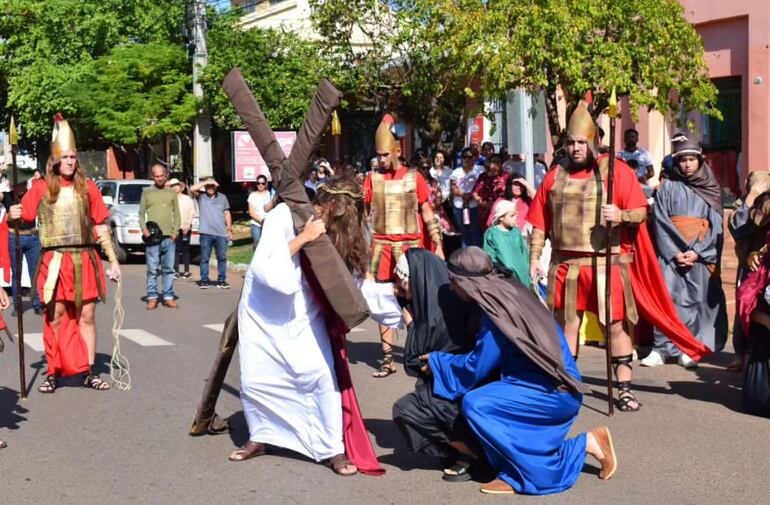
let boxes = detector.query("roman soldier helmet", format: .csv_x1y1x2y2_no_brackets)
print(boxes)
51,113,77,159
567,99,599,154
375,114,400,156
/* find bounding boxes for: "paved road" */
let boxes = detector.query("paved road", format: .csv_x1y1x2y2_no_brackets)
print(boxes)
0,260,767,505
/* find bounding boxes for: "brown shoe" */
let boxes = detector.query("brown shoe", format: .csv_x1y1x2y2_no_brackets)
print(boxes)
480,479,515,495
591,426,618,480
163,299,178,309
146,299,158,310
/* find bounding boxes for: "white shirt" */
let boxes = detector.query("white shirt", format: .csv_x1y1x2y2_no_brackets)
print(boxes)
451,165,485,208
247,190,273,227
618,147,654,178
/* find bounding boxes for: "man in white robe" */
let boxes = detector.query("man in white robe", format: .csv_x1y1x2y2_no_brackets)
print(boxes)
232,202,353,469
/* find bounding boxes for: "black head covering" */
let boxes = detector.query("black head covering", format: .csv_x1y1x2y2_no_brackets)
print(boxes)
669,139,722,212
402,249,476,377
447,247,588,394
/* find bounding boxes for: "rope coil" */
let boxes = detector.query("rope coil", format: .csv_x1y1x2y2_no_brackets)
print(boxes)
110,278,131,391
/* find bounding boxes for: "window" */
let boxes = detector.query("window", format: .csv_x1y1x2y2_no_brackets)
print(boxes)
100,182,116,199
118,184,150,204
703,77,741,150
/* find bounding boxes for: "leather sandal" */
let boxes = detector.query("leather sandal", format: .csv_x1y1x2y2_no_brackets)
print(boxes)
229,441,268,462
591,426,618,480
38,375,56,394
480,479,516,495
442,460,473,482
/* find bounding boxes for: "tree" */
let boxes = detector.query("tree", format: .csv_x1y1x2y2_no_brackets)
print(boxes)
309,0,473,152
67,42,196,146
201,12,349,132
309,0,719,150
0,0,187,139
401,0,720,146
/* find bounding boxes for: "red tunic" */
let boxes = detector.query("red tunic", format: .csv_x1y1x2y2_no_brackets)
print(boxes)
363,167,430,281
527,156,647,318
22,177,111,377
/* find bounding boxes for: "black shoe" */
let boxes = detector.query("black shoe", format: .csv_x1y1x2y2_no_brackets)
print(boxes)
11,309,18,317
182,272,192,279
216,281,231,289
198,280,210,289
34,307,43,315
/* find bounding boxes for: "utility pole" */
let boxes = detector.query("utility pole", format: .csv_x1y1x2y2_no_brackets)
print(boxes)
191,0,212,181
506,90,534,186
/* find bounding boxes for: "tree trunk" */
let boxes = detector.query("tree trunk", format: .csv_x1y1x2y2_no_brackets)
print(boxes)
544,85,563,150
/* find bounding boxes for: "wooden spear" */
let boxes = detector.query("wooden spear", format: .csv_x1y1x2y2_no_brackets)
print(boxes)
9,117,27,400
604,88,618,416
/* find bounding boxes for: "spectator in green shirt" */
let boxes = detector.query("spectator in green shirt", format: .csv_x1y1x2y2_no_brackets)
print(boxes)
139,164,181,309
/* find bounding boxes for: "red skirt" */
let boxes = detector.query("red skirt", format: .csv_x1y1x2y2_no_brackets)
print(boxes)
551,263,626,321
36,248,106,377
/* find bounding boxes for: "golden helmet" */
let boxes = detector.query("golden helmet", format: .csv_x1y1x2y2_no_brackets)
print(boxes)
51,113,77,158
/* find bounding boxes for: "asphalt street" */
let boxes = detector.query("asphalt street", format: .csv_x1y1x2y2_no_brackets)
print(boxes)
0,258,767,505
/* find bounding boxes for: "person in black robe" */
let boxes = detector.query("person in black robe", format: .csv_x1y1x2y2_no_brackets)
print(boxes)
391,248,482,481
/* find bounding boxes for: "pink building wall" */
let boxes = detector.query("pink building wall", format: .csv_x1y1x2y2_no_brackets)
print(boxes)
682,1,769,182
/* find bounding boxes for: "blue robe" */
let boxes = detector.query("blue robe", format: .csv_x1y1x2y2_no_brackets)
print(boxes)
429,315,585,495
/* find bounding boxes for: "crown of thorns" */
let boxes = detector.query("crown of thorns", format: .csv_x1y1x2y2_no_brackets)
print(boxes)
318,185,364,200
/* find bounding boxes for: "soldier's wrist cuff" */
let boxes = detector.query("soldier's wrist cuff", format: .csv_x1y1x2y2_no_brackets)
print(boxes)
620,208,647,224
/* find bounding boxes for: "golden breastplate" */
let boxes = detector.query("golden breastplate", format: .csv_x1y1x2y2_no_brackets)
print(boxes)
549,160,620,254
371,171,419,235
38,186,93,248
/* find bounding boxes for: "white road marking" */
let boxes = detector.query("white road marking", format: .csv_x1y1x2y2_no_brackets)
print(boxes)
349,328,366,333
119,329,174,347
204,323,224,333
18,332,45,352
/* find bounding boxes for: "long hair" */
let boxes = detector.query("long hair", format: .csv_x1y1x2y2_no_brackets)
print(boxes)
314,176,369,277
45,155,89,204
505,174,532,205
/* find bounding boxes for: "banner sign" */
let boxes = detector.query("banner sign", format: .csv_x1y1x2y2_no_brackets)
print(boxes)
231,130,296,182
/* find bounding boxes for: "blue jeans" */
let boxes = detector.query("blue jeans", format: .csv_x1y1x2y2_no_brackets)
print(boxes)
8,232,42,310
452,207,482,247
146,238,176,301
250,224,262,247
200,234,228,283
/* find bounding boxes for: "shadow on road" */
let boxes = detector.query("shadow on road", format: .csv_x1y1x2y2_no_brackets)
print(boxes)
0,387,28,430
347,340,404,371
581,352,745,414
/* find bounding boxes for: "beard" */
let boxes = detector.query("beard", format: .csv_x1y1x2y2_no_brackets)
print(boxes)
568,151,595,170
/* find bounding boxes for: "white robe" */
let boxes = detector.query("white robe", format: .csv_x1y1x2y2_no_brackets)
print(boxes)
238,203,343,461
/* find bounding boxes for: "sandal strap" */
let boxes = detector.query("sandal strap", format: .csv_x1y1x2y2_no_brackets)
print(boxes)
611,354,634,373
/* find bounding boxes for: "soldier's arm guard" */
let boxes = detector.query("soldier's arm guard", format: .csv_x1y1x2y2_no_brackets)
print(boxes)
426,217,442,247
96,228,119,264
530,227,546,264
620,207,647,225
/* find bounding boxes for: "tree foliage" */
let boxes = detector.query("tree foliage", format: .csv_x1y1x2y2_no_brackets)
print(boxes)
310,0,719,147
309,0,471,151
0,0,187,140
202,12,349,131
68,42,195,145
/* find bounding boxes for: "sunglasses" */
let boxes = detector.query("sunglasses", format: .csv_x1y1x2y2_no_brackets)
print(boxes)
256,181,267,186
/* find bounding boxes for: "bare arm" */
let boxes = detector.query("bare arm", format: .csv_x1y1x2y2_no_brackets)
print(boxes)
225,210,232,238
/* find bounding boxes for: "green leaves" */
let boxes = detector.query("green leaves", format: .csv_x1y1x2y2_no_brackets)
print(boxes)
202,12,346,131
0,0,188,139
68,42,195,144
